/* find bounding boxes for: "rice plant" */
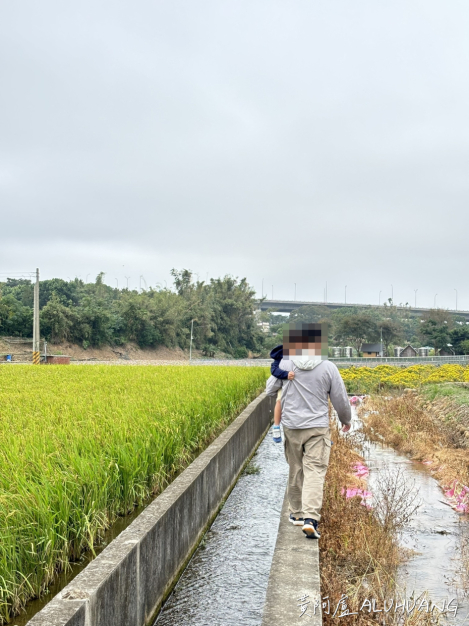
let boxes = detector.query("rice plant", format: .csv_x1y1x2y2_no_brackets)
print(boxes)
0,365,268,622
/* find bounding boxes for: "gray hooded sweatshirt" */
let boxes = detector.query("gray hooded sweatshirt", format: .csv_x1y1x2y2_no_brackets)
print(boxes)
265,357,351,429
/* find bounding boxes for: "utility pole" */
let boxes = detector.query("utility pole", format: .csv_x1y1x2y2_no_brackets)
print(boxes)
189,319,195,362
414,289,418,308
33,268,40,364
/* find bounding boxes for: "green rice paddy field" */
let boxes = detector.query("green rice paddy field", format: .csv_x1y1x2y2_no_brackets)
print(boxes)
0,365,268,622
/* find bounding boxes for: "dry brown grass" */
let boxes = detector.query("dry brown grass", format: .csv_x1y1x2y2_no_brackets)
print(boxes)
359,393,469,492
320,422,433,625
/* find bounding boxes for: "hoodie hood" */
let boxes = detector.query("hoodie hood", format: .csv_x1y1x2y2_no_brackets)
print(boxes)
290,355,324,370
269,345,283,361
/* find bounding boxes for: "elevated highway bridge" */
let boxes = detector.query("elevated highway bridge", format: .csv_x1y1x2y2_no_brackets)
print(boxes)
257,299,469,321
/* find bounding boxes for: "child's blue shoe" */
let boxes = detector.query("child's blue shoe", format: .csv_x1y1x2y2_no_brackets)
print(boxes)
272,425,282,443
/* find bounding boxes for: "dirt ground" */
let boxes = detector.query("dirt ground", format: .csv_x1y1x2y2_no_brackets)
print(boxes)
0,339,201,362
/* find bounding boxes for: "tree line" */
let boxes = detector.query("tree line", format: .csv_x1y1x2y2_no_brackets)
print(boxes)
2,274,468,357
0,270,264,358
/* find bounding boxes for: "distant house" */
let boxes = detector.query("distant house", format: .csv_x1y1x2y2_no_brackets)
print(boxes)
438,348,454,356
399,345,417,357
361,343,383,357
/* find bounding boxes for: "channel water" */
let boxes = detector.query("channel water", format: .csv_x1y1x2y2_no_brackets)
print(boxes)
154,432,289,626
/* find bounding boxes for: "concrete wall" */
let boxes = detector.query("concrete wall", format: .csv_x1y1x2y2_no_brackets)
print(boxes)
28,392,273,626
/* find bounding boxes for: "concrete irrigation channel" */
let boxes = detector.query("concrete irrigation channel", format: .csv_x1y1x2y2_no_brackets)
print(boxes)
22,390,322,626
21,391,469,626
25,393,294,626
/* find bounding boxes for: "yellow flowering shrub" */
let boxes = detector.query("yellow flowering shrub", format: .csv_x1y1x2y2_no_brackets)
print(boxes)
340,364,469,393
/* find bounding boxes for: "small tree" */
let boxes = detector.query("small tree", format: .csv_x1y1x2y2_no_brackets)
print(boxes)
40,293,76,343
334,314,377,355
377,319,403,355
419,309,453,353
0,294,33,337
460,339,469,355
449,326,469,355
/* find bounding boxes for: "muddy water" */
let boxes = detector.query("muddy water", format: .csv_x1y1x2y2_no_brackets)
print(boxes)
154,431,289,626
353,407,469,623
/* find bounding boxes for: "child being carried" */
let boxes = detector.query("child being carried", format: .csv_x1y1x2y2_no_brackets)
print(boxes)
269,344,294,442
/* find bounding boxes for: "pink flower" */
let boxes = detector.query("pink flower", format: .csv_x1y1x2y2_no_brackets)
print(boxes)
353,463,370,478
342,483,373,509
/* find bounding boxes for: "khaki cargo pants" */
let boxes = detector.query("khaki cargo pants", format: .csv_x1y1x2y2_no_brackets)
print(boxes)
283,426,332,522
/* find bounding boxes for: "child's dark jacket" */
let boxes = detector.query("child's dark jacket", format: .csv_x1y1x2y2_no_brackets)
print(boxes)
269,345,288,380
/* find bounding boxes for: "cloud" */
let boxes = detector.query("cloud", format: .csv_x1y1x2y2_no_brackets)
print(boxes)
1,0,468,309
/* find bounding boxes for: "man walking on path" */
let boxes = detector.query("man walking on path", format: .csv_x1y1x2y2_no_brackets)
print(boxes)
265,323,351,539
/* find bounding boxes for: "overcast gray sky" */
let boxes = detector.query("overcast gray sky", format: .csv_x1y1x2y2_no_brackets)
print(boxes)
1,1,468,309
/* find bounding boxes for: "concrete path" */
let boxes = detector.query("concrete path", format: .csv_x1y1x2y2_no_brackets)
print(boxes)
262,490,322,626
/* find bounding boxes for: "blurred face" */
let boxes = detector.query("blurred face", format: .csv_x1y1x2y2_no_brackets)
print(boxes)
283,323,328,357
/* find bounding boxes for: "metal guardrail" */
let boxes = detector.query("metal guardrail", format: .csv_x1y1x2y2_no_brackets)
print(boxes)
3,356,468,367
2,337,33,344
188,359,273,367
331,355,469,367
189,356,469,368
